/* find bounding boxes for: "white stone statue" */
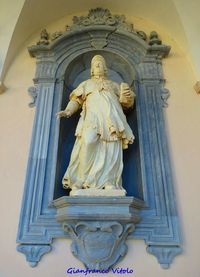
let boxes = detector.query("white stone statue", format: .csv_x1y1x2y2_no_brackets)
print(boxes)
57,55,135,196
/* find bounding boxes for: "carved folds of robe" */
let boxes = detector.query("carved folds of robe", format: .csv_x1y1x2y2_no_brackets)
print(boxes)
62,77,135,190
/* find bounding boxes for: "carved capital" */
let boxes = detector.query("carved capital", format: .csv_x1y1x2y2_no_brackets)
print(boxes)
35,60,56,80
138,55,162,80
147,44,171,58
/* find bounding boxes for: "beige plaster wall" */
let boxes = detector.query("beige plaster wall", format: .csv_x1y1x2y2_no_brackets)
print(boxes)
0,14,200,277
0,0,25,81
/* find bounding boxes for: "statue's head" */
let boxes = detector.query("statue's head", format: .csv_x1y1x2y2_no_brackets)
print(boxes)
91,55,108,77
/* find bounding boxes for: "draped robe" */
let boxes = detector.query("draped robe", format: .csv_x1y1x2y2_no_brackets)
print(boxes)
62,77,135,191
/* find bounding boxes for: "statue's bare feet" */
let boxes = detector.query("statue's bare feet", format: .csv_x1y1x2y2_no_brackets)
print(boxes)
82,183,90,189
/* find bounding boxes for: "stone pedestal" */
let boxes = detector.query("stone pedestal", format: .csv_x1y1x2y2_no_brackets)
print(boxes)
53,196,144,270
70,188,126,197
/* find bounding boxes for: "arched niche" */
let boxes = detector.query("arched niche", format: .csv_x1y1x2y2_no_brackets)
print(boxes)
17,8,181,269
54,50,142,199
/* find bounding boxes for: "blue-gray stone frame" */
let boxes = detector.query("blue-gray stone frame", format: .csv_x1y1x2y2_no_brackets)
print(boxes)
17,24,182,268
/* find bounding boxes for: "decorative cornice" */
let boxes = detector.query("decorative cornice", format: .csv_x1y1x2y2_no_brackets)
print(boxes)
33,7,167,50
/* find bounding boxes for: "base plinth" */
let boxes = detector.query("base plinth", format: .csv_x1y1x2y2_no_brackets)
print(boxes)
53,196,144,270
69,188,126,196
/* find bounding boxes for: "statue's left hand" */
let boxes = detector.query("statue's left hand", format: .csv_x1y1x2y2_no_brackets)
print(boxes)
119,83,135,109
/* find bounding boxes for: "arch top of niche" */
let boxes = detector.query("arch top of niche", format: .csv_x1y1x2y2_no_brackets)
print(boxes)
17,8,181,270
28,8,170,68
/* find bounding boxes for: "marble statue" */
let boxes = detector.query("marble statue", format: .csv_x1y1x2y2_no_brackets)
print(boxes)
57,55,135,196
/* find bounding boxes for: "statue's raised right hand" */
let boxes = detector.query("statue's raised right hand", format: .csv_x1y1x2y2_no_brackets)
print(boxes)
56,109,72,119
